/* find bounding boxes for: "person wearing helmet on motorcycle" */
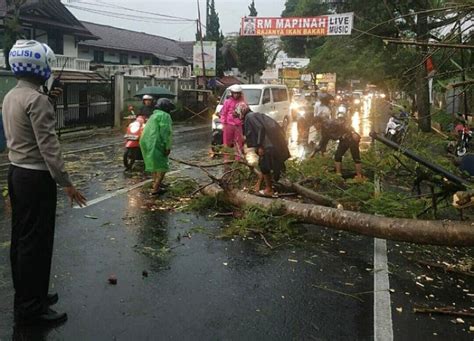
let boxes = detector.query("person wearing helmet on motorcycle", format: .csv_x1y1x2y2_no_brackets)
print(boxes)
314,87,333,120
139,94,154,118
140,98,174,195
310,116,365,180
220,84,247,160
237,103,290,197
2,40,86,326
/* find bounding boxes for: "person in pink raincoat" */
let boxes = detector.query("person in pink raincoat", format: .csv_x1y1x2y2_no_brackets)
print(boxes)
219,84,247,160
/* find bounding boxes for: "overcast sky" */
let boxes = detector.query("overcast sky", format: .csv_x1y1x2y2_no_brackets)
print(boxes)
64,0,287,41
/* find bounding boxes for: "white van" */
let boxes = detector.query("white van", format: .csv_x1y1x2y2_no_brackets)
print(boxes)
212,84,291,134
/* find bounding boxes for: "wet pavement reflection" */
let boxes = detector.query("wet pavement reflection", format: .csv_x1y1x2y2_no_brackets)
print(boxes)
0,125,377,339
0,105,471,339
288,97,381,160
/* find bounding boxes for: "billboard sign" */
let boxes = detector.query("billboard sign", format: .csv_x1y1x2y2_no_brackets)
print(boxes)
241,13,353,36
193,41,216,76
273,57,310,69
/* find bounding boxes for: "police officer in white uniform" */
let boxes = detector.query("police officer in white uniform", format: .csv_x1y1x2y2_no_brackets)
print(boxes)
2,40,86,326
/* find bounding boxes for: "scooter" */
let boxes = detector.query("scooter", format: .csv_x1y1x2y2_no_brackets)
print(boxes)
211,113,223,147
123,115,146,170
455,126,472,157
385,114,408,145
296,104,314,144
336,103,350,119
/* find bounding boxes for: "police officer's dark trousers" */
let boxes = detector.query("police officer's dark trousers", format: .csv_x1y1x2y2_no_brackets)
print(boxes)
8,165,57,319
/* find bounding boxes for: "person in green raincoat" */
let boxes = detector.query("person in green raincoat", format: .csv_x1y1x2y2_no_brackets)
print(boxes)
140,98,175,195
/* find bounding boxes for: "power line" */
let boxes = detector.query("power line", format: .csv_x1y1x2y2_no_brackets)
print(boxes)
348,4,473,45
384,39,474,49
66,4,196,24
66,4,190,22
72,0,195,21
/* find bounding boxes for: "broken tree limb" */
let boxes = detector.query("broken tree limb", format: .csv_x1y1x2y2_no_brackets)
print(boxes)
383,39,474,50
312,284,364,302
201,185,474,247
414,259,474,278
279,179,342,208
413,307,474,318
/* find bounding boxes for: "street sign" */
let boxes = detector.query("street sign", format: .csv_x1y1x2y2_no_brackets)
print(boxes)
241,13,354,36
281,68,300,79
193,41,216,77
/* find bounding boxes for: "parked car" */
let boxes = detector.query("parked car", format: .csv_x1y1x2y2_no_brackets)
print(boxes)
211,84,292,145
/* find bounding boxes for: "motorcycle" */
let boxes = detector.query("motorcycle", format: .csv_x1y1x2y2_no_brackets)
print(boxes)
123,115,146,170
384,114,408,145
296,104,314,144
211,113,223,154
455,126,472,157
336,103,349,119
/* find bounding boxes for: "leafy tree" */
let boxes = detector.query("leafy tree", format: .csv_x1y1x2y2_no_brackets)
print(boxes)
281,0,330,57
281,0,472,131
205,0,225,76
236,0,266,83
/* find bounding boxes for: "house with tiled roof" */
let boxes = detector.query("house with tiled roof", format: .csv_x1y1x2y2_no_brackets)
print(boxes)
0,0,197,131
78,22,192,68
0,0,98,72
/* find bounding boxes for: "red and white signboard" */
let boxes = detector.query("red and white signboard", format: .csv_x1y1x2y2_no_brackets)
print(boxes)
241,13,354,36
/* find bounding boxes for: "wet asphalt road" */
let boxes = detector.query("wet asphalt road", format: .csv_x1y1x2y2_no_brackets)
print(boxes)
0,116,473,340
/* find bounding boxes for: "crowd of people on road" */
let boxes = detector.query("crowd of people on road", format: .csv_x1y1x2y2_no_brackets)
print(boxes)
216,84,365,194
0,38,364,329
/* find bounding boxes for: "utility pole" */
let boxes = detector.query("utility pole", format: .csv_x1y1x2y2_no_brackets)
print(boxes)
206,0,210,31
197,0,207,87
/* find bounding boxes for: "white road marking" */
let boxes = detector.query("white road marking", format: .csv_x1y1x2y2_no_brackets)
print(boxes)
74,170,181,208
374,238,394,341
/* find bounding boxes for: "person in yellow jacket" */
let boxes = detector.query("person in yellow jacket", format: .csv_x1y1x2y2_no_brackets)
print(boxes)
140,98,174,195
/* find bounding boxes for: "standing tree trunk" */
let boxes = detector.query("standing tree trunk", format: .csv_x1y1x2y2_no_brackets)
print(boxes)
416,9,431,132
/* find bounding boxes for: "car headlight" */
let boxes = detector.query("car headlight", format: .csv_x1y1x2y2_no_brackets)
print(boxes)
338,106,347,113
130,122,141,134
290,102,300,110
297,110,306,118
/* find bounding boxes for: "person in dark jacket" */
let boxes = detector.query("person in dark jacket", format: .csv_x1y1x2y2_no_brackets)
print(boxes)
310,116,364,180
237,103,290,197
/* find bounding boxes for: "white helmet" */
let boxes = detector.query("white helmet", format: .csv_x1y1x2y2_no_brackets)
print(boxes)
229,84,242,93
9,40,56,82
142,95,153,100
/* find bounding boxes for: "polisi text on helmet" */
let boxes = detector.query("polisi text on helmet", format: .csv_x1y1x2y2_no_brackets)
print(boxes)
9,50,34,58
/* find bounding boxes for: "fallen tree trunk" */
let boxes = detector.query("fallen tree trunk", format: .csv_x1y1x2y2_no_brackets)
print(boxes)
202,185,474,247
